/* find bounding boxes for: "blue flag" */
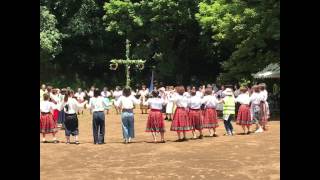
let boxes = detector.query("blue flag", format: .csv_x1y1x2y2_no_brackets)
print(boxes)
149,70,154,92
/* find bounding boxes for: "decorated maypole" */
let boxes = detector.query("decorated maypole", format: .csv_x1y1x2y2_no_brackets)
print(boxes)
109,39,146,87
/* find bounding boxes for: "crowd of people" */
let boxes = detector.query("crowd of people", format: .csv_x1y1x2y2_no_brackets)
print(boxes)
40,83,272,144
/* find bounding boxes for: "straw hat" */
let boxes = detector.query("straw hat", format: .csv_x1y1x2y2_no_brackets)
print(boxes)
223,88,233,96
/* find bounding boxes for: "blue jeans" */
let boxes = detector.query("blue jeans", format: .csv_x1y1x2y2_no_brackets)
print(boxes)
223,114,234,135
121,111,135,140
92,111,105,144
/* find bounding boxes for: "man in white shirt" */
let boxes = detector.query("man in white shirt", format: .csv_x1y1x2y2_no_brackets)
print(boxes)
88,89,108,144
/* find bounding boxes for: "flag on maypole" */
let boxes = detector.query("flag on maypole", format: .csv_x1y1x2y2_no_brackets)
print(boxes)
149,70,154,92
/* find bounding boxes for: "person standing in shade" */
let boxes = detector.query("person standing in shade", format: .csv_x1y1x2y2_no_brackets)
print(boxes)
59,90,87,144
221,88,236,136
88,89,108,144
115,87,141,144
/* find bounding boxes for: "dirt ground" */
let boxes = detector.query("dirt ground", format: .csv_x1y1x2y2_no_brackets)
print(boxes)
40,108,280,180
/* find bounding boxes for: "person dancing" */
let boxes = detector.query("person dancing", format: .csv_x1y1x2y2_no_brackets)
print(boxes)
169,86,193,142
40,94,59,143
115,87,141,144
143,90,167,143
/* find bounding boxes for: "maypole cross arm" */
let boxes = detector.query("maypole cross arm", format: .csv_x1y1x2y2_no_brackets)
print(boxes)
109,39,146,87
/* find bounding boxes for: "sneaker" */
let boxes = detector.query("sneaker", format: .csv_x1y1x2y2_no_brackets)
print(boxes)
198,135,203,139
213,134,219,137
75,141,80,145
255,128,263,133
182,137,188,141
66,141,70,144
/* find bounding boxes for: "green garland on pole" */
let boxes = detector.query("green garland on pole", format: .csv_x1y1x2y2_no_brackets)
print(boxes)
109,39,146,87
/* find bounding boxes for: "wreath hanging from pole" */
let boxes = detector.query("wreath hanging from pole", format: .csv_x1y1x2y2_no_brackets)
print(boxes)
109,63,118,70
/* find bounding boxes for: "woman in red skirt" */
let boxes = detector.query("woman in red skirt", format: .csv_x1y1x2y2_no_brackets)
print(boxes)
201,88,220,137
235,87,252,134
188,87,204,139
50,88,60,124
143,90,167,143
170,86,193,142
40,93,59,143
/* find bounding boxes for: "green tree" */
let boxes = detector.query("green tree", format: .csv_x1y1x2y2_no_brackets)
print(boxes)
196,0,280,83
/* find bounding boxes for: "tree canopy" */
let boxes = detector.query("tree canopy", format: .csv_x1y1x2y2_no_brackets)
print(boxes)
40,0,280,89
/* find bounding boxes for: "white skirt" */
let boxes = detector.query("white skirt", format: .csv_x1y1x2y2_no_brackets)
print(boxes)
166,102,174,114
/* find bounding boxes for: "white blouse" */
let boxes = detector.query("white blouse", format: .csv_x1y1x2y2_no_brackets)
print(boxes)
75,92,85,101
169,94,188,108
235,93,250,105
249,92,264,105
183,92,191,98
88,96,108,112
113,90,122,100
139,89,149,97
260,90,268,101
40,101,56,113
143,98,166,110
196,91,204,98
201,95,219,108
59,98,87,114
115,95,140,109
101,91,111,98
188,96,202,109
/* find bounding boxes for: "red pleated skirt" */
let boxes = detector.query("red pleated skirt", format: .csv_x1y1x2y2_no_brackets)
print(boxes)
53,109,59,123
146,109,165,132
236,104,252,126
189,109,203,130
40,113,57,134
260,102,269,126
202,108,219,129
170,107,194,132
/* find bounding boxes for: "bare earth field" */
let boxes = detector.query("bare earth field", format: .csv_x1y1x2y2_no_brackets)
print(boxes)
40,108,280,180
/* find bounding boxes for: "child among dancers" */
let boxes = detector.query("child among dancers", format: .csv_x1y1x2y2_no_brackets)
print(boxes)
59,90,87,144
188,87,204,139
40,93,59,143
143,90,167,143
235,87,253,134
169,86,193,142
115,87,141,144
201,87,220,137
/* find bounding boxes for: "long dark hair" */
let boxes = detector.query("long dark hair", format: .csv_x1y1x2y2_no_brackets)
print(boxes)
64,90,74,102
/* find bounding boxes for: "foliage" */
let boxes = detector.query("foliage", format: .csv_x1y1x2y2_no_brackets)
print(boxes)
196,0,280,83
39,0,280,88
40,6,63,61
